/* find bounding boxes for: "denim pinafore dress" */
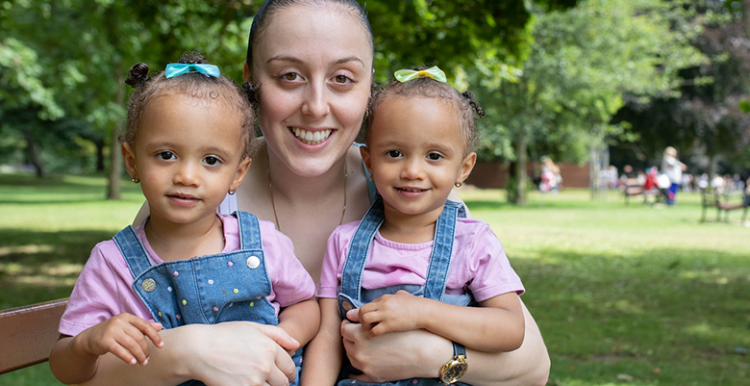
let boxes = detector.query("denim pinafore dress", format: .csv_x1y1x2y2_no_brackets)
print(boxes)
113,211,302,386
336,196,472,386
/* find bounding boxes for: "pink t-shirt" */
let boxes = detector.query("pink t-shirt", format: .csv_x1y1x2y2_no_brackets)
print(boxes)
60,214,314,337
317,218,524,302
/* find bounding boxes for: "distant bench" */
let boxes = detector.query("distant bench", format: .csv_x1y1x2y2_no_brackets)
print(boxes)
0,299,67,374
700,188,749,223
622,178,665,205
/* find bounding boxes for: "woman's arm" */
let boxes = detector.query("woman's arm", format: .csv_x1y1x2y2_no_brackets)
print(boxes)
341,299,550,386
75,322,299,386
300,298,344,386
356,291,524,353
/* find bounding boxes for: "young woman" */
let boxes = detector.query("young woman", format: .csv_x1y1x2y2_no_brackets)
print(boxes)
82,1,550,385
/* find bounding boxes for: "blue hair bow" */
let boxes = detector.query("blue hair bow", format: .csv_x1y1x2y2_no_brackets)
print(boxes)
164,63,221,79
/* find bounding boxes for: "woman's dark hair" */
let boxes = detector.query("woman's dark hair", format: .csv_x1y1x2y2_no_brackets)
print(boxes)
366,67,484,156
122,51,256,158
246,0,374,72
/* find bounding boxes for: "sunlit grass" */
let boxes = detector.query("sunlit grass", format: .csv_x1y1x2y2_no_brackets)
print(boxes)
1,176,748,385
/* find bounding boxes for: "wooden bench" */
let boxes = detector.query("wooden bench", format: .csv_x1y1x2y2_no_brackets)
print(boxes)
623,178,666,205
701,189,749,223
0,299,67,374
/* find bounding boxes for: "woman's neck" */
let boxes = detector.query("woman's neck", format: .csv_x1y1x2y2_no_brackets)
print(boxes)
144,213,224,262
266,145,347,204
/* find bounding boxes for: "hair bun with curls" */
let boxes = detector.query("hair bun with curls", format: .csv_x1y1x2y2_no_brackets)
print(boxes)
462,91,485,118
125,63,150,89
178,51,208,65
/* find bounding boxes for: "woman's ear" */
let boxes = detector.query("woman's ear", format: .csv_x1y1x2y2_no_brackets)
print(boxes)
457,152,477,185
122,142,138,179
243,62,253,82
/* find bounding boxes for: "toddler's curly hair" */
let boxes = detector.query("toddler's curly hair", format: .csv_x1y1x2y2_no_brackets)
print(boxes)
365,67,484,156
122,51,256,158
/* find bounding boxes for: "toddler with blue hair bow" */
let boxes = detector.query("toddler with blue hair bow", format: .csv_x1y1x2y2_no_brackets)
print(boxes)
49,52,319,385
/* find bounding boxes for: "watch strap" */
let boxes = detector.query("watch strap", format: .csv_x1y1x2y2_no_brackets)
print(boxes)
453,341,466,358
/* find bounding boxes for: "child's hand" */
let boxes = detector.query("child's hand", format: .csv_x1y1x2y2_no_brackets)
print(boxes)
74,313,164,366
356,290,425,336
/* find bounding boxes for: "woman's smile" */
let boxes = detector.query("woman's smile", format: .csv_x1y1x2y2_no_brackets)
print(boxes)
290,127,334,145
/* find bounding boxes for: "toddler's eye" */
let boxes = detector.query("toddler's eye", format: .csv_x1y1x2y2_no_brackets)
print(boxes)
158,151,175,160
204,156,220,166
386,150,402,158
427,153,443,161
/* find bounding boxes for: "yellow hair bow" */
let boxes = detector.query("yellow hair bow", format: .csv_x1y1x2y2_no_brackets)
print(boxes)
394,66,447,83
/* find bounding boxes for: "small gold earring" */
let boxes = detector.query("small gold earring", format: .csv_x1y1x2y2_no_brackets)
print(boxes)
455,182,463,188
132,177,140,183
228,189,236,195
369,175,374,182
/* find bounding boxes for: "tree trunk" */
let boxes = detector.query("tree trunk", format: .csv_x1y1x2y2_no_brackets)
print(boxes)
107,65,125,200
515,132,528,206
24,130,46,178
95,138,105,172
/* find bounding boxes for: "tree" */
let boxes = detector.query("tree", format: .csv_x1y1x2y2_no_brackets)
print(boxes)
471,0,706,204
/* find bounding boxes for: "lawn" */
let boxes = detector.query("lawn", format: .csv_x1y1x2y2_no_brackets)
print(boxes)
1,173,748,385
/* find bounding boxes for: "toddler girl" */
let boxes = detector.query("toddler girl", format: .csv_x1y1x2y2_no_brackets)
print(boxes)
49,52,319,385
303,67,526,386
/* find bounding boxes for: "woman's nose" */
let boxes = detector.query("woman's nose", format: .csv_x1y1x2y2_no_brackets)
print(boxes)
301,80,331,118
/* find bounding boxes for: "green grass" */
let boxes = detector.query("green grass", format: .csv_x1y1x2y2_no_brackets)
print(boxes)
1,174,748,385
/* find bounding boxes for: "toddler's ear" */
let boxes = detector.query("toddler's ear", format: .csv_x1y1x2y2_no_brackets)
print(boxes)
229,157,252,192
359,145,373,175
122,142,138,178
457,152,477,184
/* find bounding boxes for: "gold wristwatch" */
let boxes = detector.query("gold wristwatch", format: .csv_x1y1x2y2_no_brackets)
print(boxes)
439,342,467,385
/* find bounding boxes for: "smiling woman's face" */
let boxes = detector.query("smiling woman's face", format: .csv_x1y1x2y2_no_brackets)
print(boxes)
249,2,373,177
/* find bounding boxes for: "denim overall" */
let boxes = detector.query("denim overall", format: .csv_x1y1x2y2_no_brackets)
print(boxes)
113,211,302,386
337,196,472,386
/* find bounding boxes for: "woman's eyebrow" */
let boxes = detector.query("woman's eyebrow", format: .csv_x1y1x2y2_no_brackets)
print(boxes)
266,55,303,64
330,56,364,67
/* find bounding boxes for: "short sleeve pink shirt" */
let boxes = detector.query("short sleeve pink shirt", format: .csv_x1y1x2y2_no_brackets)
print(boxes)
59,214,314,337
317,218,524,303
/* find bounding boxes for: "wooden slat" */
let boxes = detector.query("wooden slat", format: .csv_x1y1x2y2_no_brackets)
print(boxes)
0,299,67,374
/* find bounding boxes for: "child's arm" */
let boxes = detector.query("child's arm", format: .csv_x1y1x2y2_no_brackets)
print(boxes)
49,313,164,384
356,290,525,353
300,298,344,386
277,296,320,355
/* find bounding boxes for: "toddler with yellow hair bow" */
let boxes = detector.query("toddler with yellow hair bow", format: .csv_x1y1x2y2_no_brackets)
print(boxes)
302,67,526,386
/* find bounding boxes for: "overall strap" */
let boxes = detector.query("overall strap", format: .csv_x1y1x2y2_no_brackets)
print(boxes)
423,200,461,301
340,195,385,301
235,211,263,251
113,226,154,279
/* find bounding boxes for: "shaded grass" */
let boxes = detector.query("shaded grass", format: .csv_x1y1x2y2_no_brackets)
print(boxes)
1,175,748,385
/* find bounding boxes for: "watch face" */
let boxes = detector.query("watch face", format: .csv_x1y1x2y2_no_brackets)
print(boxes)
441,361,468,383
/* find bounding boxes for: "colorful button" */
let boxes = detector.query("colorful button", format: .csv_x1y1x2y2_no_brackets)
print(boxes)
213,306,219,312
208,279,214,285
227,261,233,267
182,299,187,305
173,271,179,277
233,289,239,294
142,278,156,292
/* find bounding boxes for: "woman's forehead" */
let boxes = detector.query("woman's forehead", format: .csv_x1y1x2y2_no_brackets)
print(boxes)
253,3,372,68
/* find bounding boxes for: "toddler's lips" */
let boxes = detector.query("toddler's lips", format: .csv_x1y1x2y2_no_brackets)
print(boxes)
168,194,200,206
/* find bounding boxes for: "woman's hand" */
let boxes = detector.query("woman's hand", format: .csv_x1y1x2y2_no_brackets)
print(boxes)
188,322,300,386
81,321,299,386
340,301,551,386
340,313,449,382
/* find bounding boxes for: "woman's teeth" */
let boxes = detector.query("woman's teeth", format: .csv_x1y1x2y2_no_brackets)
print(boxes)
292,127,332,145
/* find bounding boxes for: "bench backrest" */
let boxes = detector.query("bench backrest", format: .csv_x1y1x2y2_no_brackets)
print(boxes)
0,299,67,374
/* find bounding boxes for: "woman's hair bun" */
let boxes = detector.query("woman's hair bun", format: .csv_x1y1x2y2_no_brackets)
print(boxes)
178,51,208,64
125,63,150,89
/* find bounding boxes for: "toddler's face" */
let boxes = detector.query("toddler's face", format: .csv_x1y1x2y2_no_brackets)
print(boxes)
362,96,476,221
123,94,250,227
